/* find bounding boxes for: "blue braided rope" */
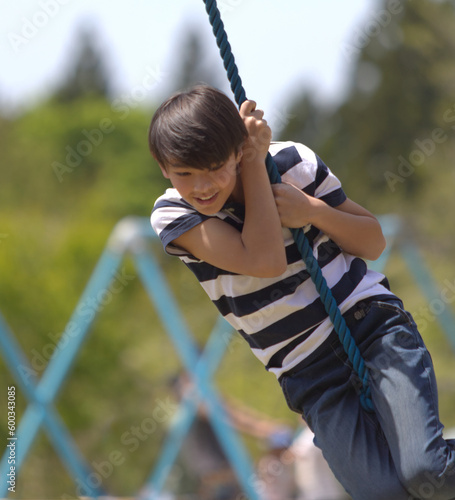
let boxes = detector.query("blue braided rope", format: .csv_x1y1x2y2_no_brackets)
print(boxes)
203,0,246,106
202,0,374,413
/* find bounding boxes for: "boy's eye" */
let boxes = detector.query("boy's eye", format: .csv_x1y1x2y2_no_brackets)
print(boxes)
209,163,224,172
175,171,191,177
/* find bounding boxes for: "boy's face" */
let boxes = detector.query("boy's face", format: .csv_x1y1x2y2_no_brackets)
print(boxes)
160,150,242,215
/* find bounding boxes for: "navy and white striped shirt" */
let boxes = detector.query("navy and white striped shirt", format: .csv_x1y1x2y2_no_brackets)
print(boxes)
151,142,394,378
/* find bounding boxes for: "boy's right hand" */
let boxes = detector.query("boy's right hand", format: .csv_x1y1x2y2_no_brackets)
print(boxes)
239,100,272,165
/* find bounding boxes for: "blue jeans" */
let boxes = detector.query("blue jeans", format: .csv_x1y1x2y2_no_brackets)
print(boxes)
280,299,455,500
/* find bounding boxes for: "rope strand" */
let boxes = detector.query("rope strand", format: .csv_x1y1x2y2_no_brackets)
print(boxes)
202,0,373,413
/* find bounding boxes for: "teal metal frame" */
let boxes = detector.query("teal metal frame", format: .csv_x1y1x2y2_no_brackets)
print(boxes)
1,214,454,498
0,216,260,499
369,215,455,351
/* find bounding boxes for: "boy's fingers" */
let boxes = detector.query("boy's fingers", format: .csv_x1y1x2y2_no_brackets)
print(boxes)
240,99,259,117
255,109,265,120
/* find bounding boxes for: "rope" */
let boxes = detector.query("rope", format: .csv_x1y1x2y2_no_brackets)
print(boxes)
202,0,374,413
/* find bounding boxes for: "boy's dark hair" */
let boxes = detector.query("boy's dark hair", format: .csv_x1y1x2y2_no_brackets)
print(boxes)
148,84,248,169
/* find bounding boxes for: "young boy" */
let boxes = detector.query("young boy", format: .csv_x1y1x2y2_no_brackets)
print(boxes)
149,84,455,500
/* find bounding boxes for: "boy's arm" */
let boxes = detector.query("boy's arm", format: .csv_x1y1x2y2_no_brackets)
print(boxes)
272,182,386,261
173,101,287,278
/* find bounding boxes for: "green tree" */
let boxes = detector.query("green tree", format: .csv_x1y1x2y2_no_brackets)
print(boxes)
279,0,455,210
54,25,112,103
169,25,228,93
0,93,297,496
2,3,455,495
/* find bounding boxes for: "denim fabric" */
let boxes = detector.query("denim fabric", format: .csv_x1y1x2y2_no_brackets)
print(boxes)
280,299,455,500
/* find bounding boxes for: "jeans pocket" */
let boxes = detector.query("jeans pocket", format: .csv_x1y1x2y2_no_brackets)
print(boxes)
361,299,427,358
370,299,415,328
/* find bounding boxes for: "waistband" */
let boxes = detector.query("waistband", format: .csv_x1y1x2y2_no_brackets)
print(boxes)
278,294,397,381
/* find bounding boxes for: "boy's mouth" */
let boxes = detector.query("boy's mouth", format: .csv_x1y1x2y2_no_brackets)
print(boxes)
194,192,219,205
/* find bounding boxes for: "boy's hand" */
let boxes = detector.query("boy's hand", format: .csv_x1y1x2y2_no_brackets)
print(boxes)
272,182,322,228
239,100,272,164
272,183,387,260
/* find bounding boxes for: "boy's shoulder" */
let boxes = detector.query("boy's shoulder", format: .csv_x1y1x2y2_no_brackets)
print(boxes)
269,141,324,186
151,188,214,256
152,188,202,228
153,187,187,209
269,140,318,166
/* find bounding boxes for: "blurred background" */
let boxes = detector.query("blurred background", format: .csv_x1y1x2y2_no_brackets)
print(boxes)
1,0,455,498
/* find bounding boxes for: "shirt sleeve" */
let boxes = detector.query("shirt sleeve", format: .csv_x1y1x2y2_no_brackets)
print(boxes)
276,142,347,208
314,154,347,207
151,190,211,257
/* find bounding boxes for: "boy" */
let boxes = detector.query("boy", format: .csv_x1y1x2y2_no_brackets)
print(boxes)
150,85,455,499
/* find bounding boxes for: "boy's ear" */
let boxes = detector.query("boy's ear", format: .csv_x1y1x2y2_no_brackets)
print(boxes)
159,164,170,179
236,148,243,163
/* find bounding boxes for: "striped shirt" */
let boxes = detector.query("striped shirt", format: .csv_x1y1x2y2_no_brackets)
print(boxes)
151,141,394,378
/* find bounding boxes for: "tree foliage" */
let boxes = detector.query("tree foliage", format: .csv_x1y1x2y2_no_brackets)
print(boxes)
0,37,286,497
279,0,455,216
1,3,455,496
167,24,229,96
54,25,112,103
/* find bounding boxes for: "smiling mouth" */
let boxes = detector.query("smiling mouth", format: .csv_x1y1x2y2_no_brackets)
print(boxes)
195,193,219,204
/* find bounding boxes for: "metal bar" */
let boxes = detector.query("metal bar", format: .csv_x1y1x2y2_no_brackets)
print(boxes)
0,315,105,497
134,251,260,500
399,241,455,351
141,316,233,495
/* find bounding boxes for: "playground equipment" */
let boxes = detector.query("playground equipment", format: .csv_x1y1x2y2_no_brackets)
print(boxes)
0,216,261,499
3,1,454,497
1,214,455,499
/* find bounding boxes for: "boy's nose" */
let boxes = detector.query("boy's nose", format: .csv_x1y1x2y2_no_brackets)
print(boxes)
193,173,214,193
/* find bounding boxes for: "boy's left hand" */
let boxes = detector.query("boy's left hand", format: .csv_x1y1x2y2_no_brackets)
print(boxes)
272,182,322,228
239,100,272,165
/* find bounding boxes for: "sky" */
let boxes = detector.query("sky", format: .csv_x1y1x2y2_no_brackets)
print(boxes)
1,0,380,128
